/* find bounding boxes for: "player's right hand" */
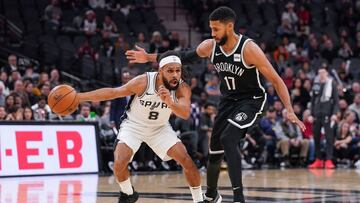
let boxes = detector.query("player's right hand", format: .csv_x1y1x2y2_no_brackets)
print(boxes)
125,45,148,63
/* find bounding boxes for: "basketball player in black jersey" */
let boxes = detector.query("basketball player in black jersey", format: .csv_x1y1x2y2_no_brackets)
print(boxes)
126,6,305,203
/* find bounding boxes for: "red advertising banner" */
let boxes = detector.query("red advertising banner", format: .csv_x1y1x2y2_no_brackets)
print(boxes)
0,123,99,176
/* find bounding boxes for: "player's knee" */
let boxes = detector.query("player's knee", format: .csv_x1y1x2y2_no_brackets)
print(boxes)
176,154,193,167
220,124,245,148
113,150,132,170
113,156,130,171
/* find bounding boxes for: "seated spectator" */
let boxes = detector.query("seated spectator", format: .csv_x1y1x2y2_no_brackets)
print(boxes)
297,5,310,25
32,95,52,121
24,81,37,106
23,106,34,121
266,85,279,106
45,12,61,34
13,80,30,107
8,70,21,90
0,72,10,94
0,105,7,120
13,93,24,109
337,99,349,121
102,15,118,37
100,39,115,58
259,107,278,164
50,68,61,88
149,31,163,53
277,18,295,37
4,94,15,113
273,45,290,63
282,2,298,26
198,103,216,167
0,82,6,106
273,100,284,120
242,126,266,169
40,83,52,97
321,39,337,63
6,106,24,121
114,34,131,52
169,31,180,50
281,67,295,89
1,55,18,75
190,76,203,99
83,10,98,36
341,110,360,137
174,116,198,164
76,102,100,121
89,0,105,9
135,32,149,52
44,0,62,21
204,74,221,101
274,109,309,167
338,41,353,60
334,122,353,166
283,36,297,57
23,66,40,82
77,40,98,60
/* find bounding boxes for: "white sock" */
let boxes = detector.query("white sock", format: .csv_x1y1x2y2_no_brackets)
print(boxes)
117,178,133,195
189,186,203,202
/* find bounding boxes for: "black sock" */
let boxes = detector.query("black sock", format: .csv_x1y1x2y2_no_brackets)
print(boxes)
206,153,223,198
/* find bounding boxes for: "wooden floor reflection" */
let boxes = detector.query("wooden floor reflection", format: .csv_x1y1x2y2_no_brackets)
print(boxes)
2,169,360,202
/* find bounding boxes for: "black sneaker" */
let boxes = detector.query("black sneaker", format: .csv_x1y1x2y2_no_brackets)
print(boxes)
118,190,139,203
203,192,222,203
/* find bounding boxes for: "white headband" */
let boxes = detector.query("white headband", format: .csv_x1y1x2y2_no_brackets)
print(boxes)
159,55,182,68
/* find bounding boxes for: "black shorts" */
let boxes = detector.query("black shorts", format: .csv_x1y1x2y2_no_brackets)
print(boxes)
210,96,267,154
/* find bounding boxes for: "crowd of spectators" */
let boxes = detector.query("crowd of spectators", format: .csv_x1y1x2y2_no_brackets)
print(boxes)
1,0,360,172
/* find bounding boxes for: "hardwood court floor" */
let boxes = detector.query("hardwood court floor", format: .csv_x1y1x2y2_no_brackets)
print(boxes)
1,169,360,203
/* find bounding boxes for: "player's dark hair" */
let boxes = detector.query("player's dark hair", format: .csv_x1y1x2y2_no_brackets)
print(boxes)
209,6,236,23
158,50,181,62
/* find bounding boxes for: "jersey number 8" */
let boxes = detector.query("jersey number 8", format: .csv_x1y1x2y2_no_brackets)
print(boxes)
148,111,159,120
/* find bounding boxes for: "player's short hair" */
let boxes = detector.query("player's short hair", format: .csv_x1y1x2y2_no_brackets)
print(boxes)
209,6,236,23
158,50,181,62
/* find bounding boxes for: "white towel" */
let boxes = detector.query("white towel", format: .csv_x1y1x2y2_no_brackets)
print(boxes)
320,78,333,102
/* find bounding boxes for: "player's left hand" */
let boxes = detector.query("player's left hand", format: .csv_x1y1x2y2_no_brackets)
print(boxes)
287,111,306,132
158,85,172,106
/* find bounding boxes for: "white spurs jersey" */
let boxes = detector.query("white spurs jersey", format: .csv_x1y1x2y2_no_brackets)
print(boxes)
121,72,181,126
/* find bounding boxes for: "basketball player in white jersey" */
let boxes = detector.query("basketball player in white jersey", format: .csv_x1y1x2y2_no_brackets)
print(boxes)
78,51,204,203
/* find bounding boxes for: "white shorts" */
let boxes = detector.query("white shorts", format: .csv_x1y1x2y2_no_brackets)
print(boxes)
116,120,181,161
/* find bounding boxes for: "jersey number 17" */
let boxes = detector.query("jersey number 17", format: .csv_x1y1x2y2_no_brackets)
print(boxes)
224,76,236,90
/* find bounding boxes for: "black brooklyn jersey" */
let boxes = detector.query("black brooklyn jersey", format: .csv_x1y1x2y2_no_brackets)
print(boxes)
211,35,265,99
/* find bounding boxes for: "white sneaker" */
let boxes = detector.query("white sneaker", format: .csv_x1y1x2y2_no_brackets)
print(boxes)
203,192,222,203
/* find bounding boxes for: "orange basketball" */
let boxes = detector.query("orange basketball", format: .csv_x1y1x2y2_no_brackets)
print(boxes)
48,85,79,116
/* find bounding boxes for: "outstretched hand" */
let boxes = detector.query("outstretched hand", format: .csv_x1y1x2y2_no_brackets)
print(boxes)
125,45,148,63
287,111,306,132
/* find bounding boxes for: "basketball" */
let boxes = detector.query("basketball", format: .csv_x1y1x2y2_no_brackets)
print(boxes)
48,84,79,116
